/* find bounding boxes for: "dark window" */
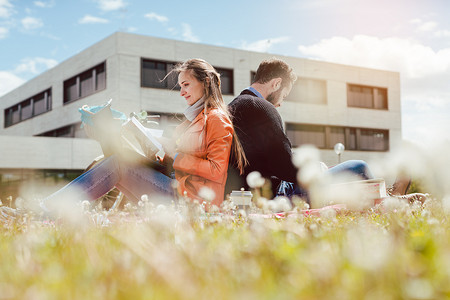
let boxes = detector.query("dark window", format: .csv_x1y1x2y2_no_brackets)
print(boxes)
11,107,20,125
286,77,327,104
216,67,234,95
359,129,389,151
33,91,50,116
141,59,234,95
141,59,178,89
96,63,106,91
37,124,75,138
286,124,326,149
64,77,78,103
4,88,52,128
21,99,32,120
80,69,94,98
286,123,389,151
63,62,106,104
347,84,388,109
328,126,345,148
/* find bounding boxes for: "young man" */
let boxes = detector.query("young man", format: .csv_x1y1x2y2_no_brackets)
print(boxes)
225,58,374,199
225,58,300,197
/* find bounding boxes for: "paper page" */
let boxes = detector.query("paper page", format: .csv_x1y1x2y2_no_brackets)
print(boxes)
131,116,163,151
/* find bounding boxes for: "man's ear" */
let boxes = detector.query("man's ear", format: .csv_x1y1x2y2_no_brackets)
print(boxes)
272,77,282,91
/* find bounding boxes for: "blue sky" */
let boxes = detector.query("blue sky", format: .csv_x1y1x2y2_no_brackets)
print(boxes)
1,0,450,145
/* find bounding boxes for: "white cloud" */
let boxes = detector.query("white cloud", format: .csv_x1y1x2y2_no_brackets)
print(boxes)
297,34,450,144
298,35,450,79
241,36,290,53
0,0,13,18
0,26,8,39
144,12,168,23
0,71,24,97
97,0,126,11
21,17,43,30
79,15,109,24
434,30,450,38
34,1,54,8
14,57,58,75
181,23,199,43
417,21,437,32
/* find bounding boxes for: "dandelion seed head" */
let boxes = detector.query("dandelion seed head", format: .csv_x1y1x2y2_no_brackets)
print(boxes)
246,171,265,188
237,209,247,218
345,224,393,271
141,194,149,203
198,187,215,202
442,195,450,214
403,278,434,300
15,197,25,210
256,197,268,209
274,196,292,212
81,200,91,212
292,144,320,168
320,207,336,220
297,162,325,188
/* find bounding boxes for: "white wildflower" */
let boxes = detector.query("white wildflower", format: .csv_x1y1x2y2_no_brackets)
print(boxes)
246,171,265,188
274,196,292,212
81,200,91,212
381,197,407,212
266,200,279,212
442,195,450,214
198,186,216,202
297,162,324,187
345,224,393,271
255,197,268,209
237,209,247,218
15,197,25,210
320,207,337,220
292,145,320,168
141,194,149,203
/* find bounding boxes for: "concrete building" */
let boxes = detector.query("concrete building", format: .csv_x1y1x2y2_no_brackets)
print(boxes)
0,32,401,198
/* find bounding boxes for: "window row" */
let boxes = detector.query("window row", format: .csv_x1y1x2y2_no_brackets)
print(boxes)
141,59,234,95
251,73,388,109
64,62,106,104
4,89,52,128
286,123,389,152
347,84,387,109
36,122,87,138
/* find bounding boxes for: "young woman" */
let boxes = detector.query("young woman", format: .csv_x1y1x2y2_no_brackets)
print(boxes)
43,58,246,211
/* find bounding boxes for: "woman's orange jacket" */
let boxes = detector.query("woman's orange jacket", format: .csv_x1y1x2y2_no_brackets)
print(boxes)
172,108,232,207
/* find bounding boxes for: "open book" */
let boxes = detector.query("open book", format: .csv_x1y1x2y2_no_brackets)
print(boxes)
121,116,164,158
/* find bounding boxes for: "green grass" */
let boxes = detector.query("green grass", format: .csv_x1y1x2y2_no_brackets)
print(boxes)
0,198,449,300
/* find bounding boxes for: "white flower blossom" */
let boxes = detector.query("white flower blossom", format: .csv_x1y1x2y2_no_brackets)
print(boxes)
292,145,320,168
274,196,292,212
246,171,265,188
198,186,216,202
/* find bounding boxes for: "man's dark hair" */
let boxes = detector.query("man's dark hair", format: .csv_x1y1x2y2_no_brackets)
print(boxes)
253,58,297,87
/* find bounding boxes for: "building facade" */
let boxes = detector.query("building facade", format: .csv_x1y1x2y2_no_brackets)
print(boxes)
0,32,401,198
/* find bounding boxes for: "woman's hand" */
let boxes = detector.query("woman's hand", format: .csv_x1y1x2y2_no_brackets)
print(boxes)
157,136,177,159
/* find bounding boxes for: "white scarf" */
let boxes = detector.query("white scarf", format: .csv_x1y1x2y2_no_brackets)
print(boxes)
183,96,205,122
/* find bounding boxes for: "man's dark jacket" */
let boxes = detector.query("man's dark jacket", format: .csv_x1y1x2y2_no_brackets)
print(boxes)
225,89,298,196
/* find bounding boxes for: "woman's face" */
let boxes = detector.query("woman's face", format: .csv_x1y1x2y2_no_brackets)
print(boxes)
178,70,205,106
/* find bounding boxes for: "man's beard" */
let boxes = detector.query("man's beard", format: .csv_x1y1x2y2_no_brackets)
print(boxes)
266,88,282,106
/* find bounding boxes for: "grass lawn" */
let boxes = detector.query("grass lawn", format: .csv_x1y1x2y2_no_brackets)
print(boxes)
0,196,449,300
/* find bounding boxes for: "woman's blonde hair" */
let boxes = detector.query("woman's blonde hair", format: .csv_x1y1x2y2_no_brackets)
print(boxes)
171,58,247,173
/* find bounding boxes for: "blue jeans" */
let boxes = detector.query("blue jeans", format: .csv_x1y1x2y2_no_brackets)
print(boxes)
277,160,374,203
44,154,175,207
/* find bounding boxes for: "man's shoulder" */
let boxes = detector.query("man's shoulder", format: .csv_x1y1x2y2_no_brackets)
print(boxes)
229,90,274,112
